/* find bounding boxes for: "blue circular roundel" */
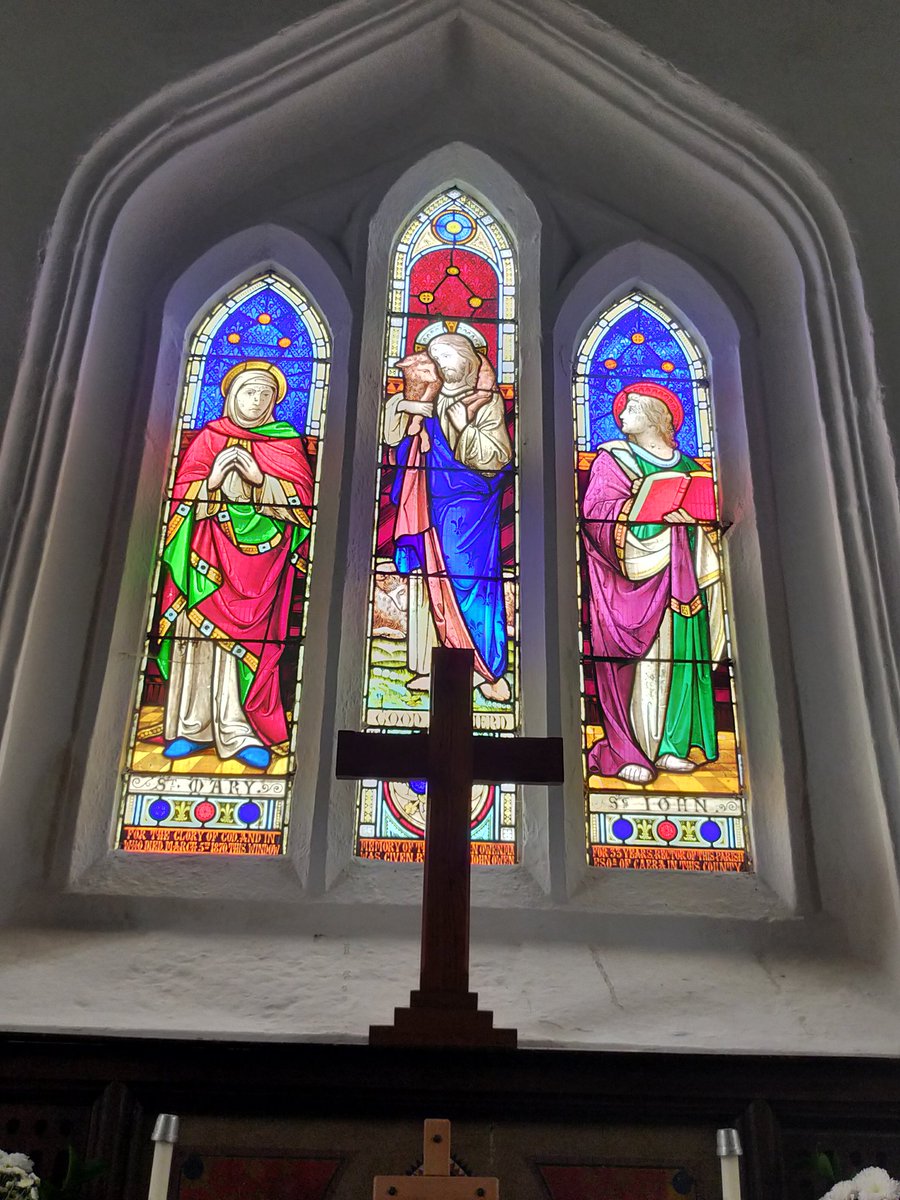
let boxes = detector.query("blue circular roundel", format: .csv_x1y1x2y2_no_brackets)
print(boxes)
700,819,722,844
148,799,172,823
238,801,262,826
433,210,475,245
611,816,634,842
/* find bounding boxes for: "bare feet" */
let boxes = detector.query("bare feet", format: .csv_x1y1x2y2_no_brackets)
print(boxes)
655,753,696,773
617,763,654,784
479,677,511,703
407,673,430,692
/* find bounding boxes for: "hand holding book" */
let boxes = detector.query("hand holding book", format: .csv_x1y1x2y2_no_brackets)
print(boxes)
629,470,717,523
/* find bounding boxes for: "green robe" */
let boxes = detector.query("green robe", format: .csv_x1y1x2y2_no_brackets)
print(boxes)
630,450,717,762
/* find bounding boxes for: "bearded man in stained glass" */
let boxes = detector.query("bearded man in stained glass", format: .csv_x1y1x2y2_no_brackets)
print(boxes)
581,383,725,784
383,332,513,703
158,361,314,770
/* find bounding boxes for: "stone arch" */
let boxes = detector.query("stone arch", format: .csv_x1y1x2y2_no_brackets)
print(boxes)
0,0,896,1043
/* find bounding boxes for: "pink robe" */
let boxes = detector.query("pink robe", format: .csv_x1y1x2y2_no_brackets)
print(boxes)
581,447,703,776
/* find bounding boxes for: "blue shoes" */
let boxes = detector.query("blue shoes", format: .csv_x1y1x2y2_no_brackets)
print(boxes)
162,739,270,769
163,738,211,759
236,745,271,770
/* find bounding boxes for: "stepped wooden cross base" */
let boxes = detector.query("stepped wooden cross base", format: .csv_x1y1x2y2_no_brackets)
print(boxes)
373,1119,498,1200
336,647,564,1050
369,988,516,1048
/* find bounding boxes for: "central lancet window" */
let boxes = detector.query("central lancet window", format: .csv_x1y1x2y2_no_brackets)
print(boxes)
117,273,331,856
356,187,520,864
574,292,749,871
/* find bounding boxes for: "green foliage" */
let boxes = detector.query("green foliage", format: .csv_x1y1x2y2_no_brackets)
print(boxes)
39,1149,105,1200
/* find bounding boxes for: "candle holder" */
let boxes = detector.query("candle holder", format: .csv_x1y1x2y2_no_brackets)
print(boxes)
716,1128,743,1200
149,1114,180,1200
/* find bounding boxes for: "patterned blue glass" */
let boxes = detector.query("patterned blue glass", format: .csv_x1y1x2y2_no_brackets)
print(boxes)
584,304,701,456
192,285,318,433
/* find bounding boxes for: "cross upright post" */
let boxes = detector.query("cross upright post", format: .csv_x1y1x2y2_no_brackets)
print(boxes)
419,646,474,999
336,646,564,1048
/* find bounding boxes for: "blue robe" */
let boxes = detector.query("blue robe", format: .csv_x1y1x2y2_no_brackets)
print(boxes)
391,412,510,681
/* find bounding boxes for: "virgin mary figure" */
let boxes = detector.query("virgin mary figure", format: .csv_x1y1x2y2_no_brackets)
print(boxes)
581,381,725,785
157,360,314,770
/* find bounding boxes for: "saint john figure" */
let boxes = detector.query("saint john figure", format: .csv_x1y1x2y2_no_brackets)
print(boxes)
581,381,725,785
157,360,314,770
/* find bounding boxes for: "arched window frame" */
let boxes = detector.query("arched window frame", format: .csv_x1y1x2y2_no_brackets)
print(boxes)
68,226,352,899
357,185,521,863
572,290,748,873
553,242,806,910
327,145,551,898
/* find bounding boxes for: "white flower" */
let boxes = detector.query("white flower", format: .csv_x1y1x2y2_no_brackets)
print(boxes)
821,1182,858,1200
2,1156,32,1174
853,1166,900,1199
0,1154,41,1200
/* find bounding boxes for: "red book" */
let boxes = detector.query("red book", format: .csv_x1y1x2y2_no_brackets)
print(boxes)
629,471,717,523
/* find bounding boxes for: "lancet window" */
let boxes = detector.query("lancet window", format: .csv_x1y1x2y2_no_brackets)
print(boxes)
574,292,749,871
116,273,331,855
356,188,520,864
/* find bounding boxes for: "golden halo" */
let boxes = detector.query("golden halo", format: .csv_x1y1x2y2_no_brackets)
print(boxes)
220,359,288,403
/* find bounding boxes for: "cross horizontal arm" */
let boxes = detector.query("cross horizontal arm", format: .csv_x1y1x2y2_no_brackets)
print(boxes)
472,736,564,784
335,730,564,785
336,730,429,781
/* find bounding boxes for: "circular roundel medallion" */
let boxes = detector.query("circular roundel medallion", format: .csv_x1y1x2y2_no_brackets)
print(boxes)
383,780,493,836
194,800,216,824
148,799,172,822
238,801,262,826
700,819,722,844
432,210,476,245
611,816,634,842
657,818,678,843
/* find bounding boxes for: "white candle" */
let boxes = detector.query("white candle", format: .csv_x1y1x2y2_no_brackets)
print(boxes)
717,1128,743,1200
148,1114,179,1200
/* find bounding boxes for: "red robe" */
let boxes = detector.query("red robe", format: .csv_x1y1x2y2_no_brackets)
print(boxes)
161,416,314,748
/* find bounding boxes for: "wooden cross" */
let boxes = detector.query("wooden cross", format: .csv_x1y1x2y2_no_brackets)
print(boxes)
336,646,564,1047
372,1119,498,1200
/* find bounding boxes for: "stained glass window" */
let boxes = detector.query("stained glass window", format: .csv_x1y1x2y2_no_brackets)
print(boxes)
116,273,331,855
356,188,519,864
574,292,749,871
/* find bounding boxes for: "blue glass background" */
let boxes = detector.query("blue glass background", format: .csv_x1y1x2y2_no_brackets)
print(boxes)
191,284,319,433
582,304,702,456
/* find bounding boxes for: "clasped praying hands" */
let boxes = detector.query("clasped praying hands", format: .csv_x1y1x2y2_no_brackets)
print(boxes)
208,444,264,490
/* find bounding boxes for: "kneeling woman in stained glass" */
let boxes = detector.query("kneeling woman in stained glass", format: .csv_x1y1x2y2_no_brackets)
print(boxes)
158,360,314,770
581,382,725,786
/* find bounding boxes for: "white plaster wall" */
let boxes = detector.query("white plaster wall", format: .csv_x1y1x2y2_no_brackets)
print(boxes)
1,0,899,1054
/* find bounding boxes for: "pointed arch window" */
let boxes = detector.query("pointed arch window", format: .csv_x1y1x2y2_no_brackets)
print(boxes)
116,273,331,856
356,188,519,864
574,292,749,871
